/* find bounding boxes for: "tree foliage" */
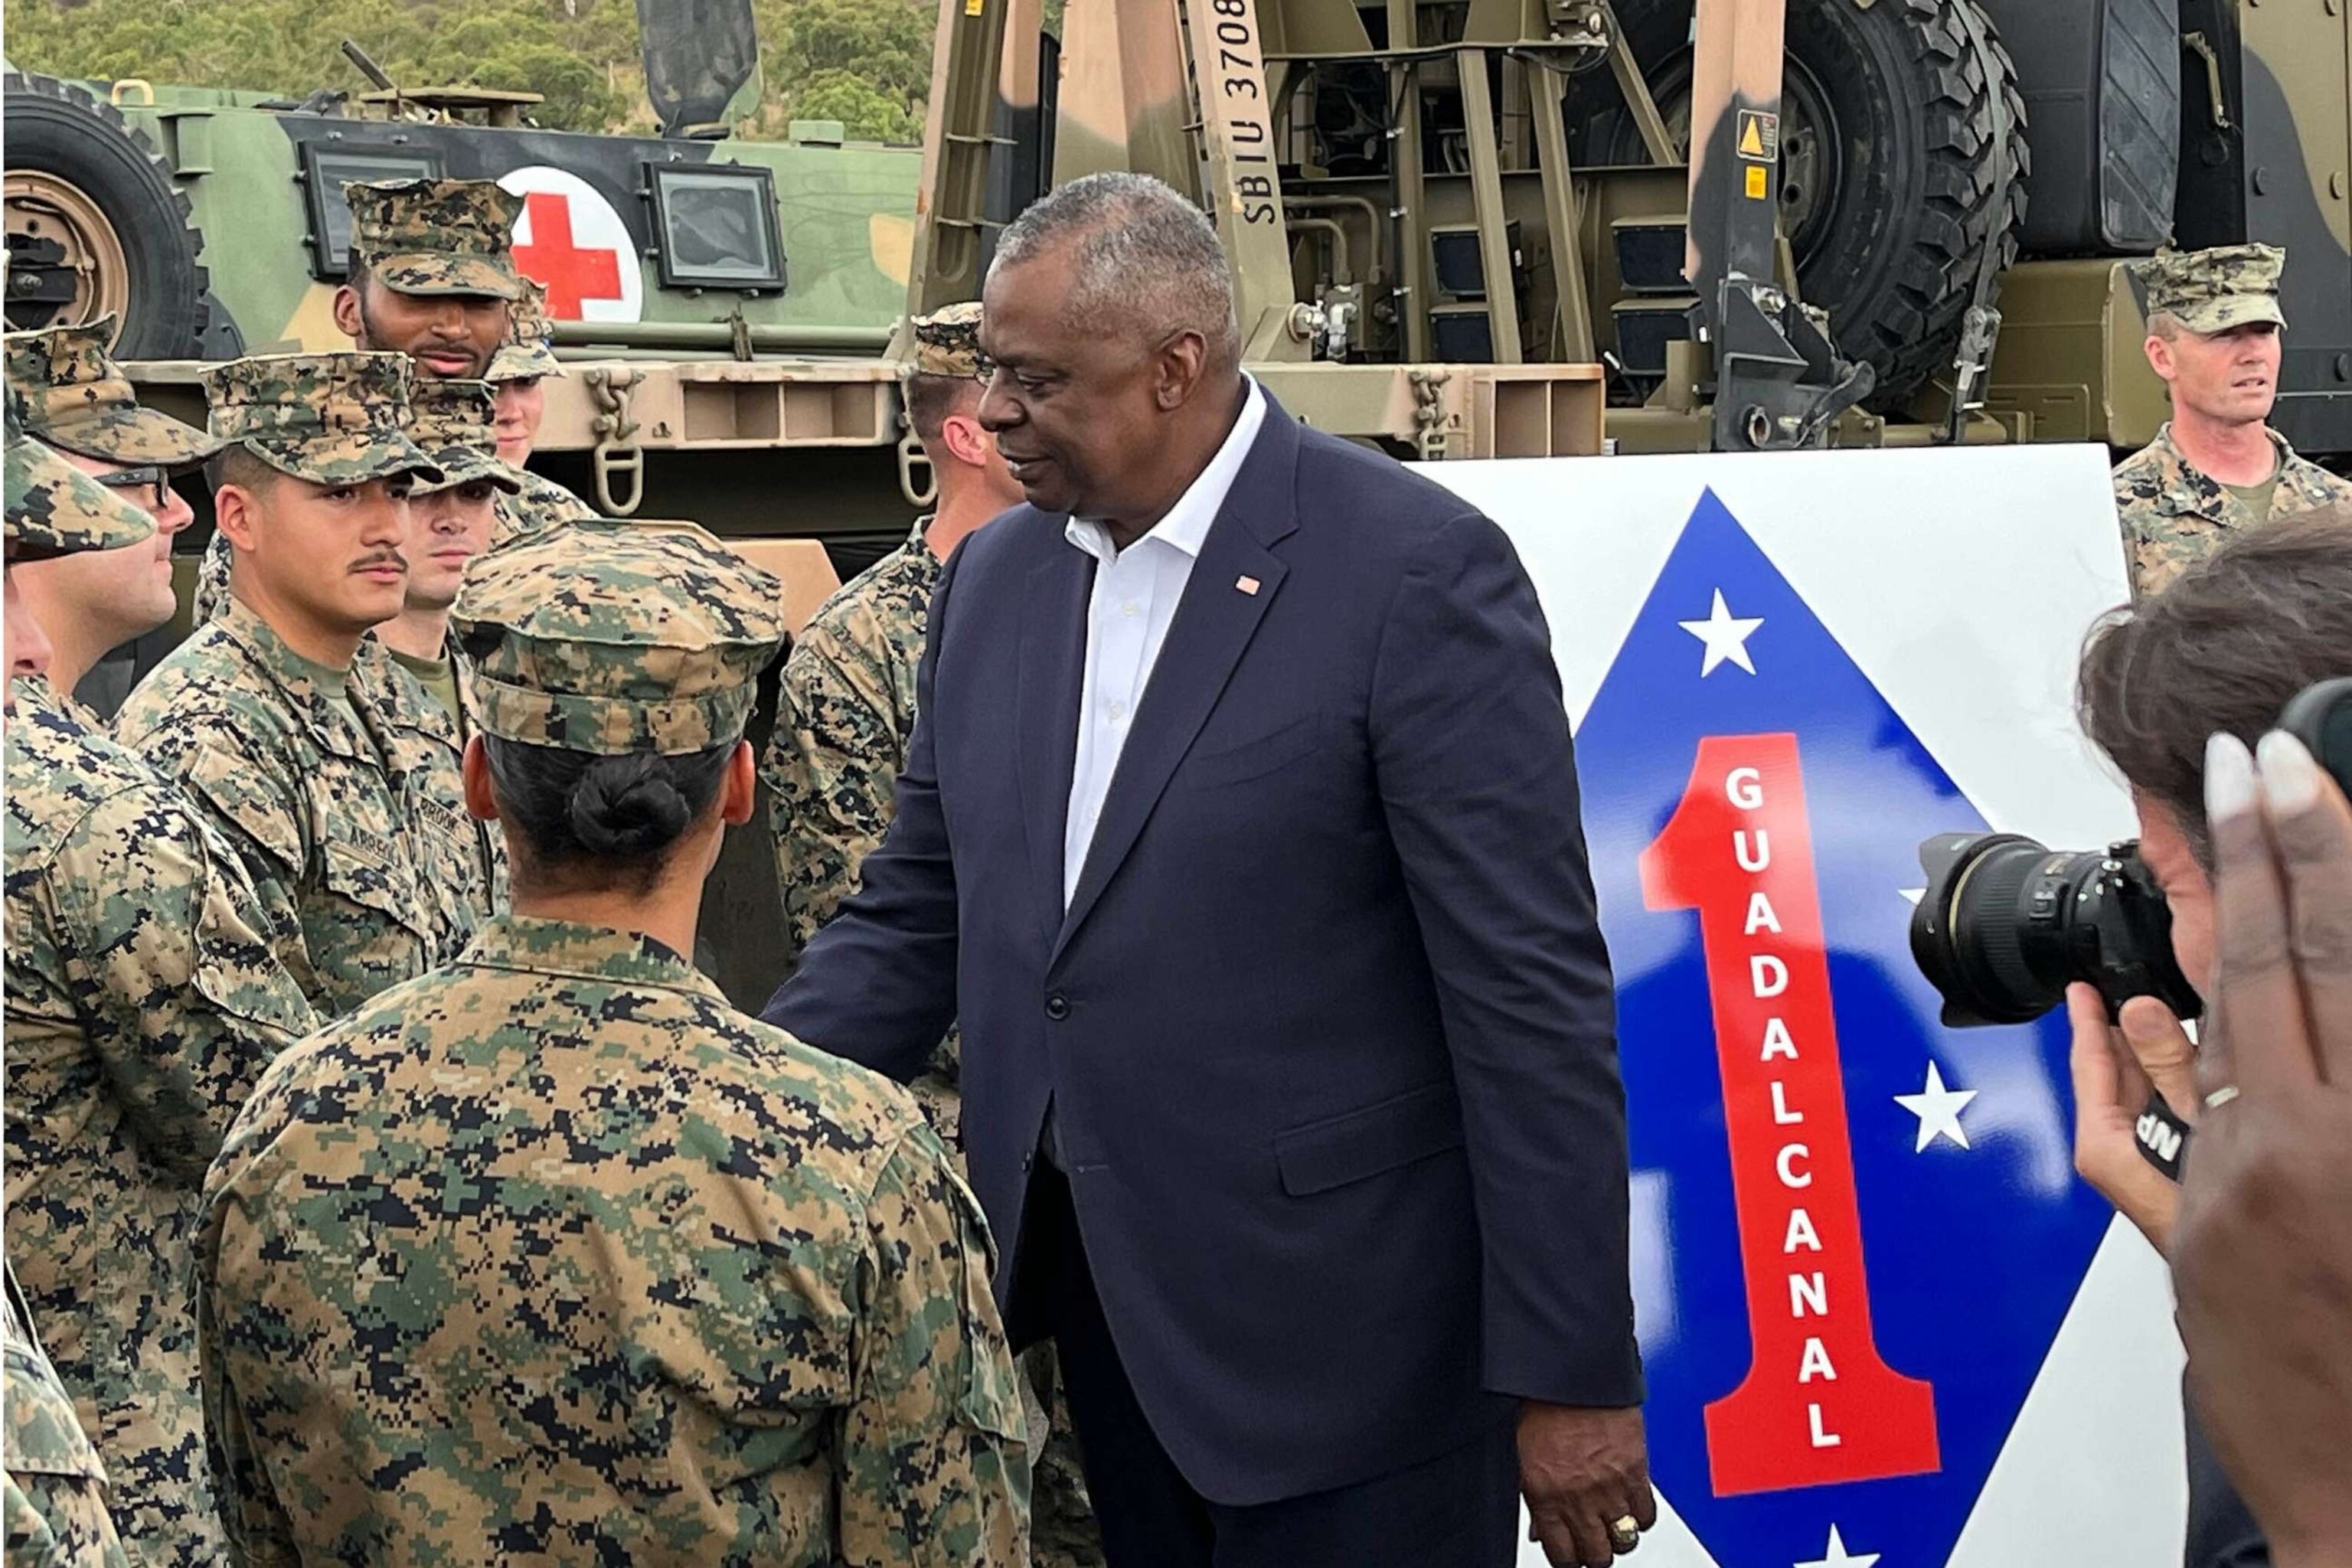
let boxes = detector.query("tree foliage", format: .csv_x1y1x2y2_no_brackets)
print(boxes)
8,0,945,141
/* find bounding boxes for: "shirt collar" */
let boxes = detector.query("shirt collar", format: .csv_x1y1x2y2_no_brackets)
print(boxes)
455,913,726,1003
1064,376,1267,562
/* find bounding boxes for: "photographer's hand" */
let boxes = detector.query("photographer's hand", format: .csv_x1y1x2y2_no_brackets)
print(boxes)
2066,985,2197,1253
2172,731,2352,1568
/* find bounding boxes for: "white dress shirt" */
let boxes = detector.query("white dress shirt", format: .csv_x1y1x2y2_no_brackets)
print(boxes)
1062,377,1269,906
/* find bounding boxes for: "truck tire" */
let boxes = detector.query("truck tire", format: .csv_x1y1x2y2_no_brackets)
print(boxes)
1569,0,2028,413
4,70,210,359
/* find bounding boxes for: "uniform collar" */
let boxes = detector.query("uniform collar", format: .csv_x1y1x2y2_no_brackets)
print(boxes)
4,672,98,732
2149,421,2293,515
215,598,379,758
456,913,725,1002
906,512,939,562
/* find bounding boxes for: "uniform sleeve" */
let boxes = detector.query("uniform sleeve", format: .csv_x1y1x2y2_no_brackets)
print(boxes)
194,1196,301,1568
765,631,906,966
44,791,318,1185
837,1132,1031,1567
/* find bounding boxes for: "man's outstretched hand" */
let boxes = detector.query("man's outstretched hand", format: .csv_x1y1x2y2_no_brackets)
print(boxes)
1519,1400,1655,1567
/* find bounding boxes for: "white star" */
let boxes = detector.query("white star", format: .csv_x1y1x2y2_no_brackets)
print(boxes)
1895,1060,1978,1152
1678,589,1765,676
1795,1525,1881,1568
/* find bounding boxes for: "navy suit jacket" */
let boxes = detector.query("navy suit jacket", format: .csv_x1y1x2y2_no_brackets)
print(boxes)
764,395,1640,1505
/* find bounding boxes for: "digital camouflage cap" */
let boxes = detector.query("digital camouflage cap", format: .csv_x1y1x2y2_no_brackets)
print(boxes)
203,352,444,487
345,177,524,301
5,389,156,560
455,519,786,756
2135,243,2288,335
487,276,561,383
907,301,986,380
4,317,223,468
407,378,524,495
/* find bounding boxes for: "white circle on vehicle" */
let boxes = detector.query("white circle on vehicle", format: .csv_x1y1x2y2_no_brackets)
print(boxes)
497,165,644,324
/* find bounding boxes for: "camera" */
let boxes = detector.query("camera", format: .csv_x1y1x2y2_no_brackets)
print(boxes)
1909,677,2352,1029
1909,835,2200,1028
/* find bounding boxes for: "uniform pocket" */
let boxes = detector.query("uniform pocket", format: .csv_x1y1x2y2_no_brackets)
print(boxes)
1,1344,109,1485
946,1171,1027,1445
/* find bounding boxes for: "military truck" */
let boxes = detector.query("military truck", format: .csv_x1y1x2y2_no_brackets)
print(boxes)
910,0,2351,459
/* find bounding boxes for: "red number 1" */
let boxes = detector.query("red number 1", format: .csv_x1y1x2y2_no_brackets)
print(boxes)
1641,733,1940,1496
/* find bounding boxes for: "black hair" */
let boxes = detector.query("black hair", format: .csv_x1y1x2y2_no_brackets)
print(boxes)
2078,509,2352,867
203,443,280,499
481,733,735,896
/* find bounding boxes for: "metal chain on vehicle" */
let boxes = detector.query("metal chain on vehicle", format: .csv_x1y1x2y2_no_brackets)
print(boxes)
1410,368,1452,459
583,366,645,516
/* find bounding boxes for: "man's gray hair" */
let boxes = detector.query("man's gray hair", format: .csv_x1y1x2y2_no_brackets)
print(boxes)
992,172,1241,361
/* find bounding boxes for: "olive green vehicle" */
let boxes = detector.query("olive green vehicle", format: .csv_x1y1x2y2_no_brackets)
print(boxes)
6,2,936,550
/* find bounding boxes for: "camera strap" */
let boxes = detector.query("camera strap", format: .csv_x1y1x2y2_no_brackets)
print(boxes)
2134,1089,2192,1183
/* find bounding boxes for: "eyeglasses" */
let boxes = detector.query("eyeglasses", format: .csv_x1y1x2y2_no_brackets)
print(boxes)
91,466,174,510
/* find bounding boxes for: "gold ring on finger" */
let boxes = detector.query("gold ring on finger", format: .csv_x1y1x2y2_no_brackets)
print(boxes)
1609,1514,1642,1553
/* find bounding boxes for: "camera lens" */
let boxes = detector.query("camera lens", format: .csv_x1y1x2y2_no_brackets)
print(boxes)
1909,833,2200,1028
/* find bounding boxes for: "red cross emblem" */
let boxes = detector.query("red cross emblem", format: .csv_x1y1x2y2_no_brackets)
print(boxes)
511,191,625,318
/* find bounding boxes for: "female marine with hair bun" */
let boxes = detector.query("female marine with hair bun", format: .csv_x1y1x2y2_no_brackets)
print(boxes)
191,521,1032,1566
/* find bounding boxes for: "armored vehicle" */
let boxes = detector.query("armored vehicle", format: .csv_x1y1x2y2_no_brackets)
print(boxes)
5,5,933,553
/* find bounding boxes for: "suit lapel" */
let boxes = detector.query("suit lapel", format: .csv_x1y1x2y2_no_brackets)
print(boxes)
1054,403,1301,962
1017,542,1094,941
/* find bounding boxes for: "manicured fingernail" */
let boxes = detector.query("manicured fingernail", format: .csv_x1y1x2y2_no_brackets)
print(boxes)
2256,729,2323,813
2205,733,2256,821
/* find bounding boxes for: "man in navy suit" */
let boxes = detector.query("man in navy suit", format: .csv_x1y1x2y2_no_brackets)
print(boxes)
765,172,1649,1568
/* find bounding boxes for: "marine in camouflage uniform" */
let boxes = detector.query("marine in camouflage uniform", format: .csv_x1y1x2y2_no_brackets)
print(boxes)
2114,243,2352,596
189,178,588,618
115,354,486,1018
763,303,1102,1568
385,375,523,908
5,339,322,1568
485,277,595,550
3,396,163,1568
196,520,1031,1566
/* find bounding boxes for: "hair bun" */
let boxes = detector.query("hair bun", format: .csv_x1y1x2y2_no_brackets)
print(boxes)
567,754,694,857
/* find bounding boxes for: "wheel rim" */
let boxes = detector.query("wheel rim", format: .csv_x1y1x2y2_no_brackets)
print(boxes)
5,170,129,341
1596,52,1846,274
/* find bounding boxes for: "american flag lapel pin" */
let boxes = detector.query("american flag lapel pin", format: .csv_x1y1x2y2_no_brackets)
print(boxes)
1236,574,1262,596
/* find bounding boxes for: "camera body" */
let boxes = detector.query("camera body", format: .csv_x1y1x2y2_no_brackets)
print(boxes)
1910,835,2202,1028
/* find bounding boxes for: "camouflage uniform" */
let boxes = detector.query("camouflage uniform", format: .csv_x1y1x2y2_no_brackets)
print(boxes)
395,377,521,908
196,521,1031,1566
4,1267,128,1568
763,303,1102,1568
485,279,596,549
3,399,158,1568
2115,243,2352,595
114,354,486,1018
5,675,317,1568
